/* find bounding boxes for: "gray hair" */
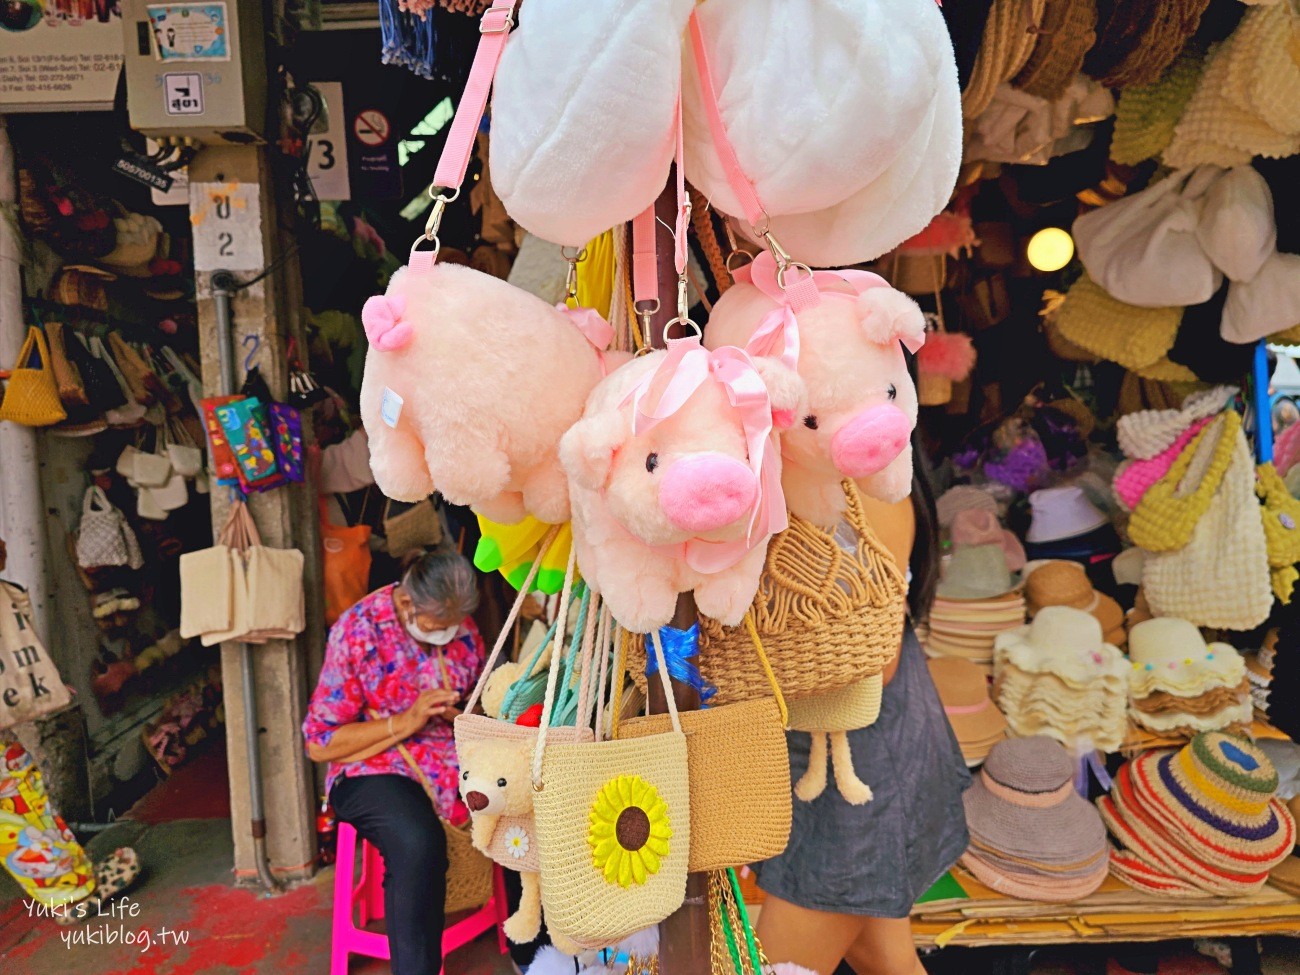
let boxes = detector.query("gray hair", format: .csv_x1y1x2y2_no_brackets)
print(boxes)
402,548,479,621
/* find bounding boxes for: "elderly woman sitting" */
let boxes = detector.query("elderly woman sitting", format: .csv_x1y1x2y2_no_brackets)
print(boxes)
304,548,485,975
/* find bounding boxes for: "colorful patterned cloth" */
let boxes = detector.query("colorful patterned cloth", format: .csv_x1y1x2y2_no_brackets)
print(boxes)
303,585,485,821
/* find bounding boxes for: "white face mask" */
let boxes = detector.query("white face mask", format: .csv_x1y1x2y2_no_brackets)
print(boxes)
405,617,459,646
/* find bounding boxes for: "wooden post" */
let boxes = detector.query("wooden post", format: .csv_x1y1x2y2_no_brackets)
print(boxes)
644,178,712,975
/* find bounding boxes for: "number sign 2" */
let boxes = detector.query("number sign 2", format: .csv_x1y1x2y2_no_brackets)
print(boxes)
190,181,265,273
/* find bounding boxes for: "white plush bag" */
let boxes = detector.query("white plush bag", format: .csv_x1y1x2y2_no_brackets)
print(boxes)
683,0,961,266
490,0,693,246
1222,252,1300,345
1196,166,1276,283
1074,167,1224,308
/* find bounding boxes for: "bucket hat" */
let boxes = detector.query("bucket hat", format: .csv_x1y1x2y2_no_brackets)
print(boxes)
1026,486,1108,543
928,656,1008,762
937,544,1022,601
1127,618,1244,698
952,509,1026,572
937,485,999,528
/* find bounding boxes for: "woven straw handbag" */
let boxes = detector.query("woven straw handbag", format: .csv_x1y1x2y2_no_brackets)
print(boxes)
1128,411,1241,553
533,626,690,951
383,497,444,559
693,482,907,705
616,618,791,873
1143,429,1273,631
0,328,67,427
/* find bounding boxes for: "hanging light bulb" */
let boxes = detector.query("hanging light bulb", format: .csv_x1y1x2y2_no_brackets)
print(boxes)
1027,227,1074,273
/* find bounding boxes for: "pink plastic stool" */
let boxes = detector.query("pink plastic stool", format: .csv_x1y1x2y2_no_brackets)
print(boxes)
331,821,510,975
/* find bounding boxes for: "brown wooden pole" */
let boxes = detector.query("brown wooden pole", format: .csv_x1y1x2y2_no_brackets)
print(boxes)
644,177,712,975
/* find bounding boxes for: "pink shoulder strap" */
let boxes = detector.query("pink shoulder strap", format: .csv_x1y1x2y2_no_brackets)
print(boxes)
631,97,691,312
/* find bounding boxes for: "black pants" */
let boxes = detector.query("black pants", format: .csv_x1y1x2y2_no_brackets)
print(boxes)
331,774,448,975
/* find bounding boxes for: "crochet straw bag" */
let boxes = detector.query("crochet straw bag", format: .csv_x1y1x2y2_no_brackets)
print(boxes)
0,328,67,427
787,672,884,734
383,497,444,559
693,482,907,705
1143,428,1273,630
533,626,690,951
616,619,791,873
1256,462,1300,570
1128,411,1240,553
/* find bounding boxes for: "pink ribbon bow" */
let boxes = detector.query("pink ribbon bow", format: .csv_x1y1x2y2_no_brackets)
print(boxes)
624,337,788,574
555,304,614,353
737,252,924,368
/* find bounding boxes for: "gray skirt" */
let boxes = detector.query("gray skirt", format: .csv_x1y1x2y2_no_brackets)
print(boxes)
757,627,971,918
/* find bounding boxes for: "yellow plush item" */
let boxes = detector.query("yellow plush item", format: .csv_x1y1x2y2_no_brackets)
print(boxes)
1129,411,1241,553
1257,462,1300,569
1110,54,1204,165
480,662,528,720
1055,275,1182,372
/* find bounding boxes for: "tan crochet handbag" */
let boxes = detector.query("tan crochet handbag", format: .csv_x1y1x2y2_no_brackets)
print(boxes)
693,481,907,705
616,616,791,873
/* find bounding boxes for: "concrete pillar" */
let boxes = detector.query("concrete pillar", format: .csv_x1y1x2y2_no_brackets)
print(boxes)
189,145,325,882
0,118,51,640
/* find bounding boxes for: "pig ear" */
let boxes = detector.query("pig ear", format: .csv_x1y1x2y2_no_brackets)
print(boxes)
856,288,927,355
752,357,808,431
559,412,624,491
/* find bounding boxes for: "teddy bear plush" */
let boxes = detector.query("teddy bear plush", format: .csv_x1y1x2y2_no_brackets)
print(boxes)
479,661,528,723
705,253,927,527
359,255,623,525
559,337,804,632
457,736,563,946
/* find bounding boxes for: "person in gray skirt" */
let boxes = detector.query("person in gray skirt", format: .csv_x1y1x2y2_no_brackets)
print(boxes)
756,434,971,975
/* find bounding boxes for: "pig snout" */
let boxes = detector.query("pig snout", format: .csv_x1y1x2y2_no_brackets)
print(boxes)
657,454,758,533
830,405,911,478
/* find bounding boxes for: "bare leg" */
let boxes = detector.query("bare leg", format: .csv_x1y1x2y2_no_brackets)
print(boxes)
754,894,867,975
843,916,926,975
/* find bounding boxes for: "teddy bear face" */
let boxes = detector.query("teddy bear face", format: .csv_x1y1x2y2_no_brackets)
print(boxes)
458,739,534,819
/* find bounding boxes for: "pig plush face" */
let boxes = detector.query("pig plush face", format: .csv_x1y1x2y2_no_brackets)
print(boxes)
559,341,805,631
706,254,926,527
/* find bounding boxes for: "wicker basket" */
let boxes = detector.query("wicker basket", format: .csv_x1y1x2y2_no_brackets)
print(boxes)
443,819,494,915
627,483,906,703
917,371,953,407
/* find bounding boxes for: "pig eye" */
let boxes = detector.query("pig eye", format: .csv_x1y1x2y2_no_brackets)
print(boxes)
645,452,659,473
887,384,897,401
803,415,819,430
462,771,469,780
497,778,508,788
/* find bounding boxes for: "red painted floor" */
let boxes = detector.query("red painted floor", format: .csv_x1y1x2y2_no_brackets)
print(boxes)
122,742,232,825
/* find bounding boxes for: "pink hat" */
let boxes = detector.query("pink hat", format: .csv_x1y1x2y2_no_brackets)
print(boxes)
951,508,1027,572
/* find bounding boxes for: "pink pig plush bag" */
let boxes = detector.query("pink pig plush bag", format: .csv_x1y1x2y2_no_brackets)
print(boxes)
358,1,617,526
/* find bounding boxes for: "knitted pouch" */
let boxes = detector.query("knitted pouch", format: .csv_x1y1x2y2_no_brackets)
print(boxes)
1128,411,1241,553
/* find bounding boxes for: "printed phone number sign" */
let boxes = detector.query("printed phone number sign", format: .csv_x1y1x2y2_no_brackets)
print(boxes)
189,181,263,273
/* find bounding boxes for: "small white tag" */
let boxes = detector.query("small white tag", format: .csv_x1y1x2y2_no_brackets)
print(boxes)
381,388,403,428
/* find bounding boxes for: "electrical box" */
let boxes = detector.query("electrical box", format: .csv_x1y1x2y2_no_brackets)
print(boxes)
121,0,268,145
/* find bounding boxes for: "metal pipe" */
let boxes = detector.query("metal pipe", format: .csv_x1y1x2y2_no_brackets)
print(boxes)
0,120,51,640
212,271,281,895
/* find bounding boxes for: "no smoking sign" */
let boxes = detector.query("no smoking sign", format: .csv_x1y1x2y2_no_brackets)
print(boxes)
353,110,391,147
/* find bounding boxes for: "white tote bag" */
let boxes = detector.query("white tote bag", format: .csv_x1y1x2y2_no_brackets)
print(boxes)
165,417,204,478
1074,167,1223,308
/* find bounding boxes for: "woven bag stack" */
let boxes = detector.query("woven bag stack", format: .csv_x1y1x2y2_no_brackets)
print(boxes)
1127,618,1253,738
1099,732,1296,896
960,736,1110,902
992,607,1128,753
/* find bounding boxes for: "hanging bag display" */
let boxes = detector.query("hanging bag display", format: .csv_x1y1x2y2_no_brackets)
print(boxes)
91,335,147,427
66,329,126,413
532,620,690,951
131,425,174,488
383,497,445,559
107,333,158,406
321,497,372,625
616,617,791,873
0,327,67,427
0,580,73,732
75,486,144,571
44,320,88,408
165,415,204,478
179,538,234,639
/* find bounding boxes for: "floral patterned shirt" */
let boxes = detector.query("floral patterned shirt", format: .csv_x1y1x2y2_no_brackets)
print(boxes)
302,584,485,821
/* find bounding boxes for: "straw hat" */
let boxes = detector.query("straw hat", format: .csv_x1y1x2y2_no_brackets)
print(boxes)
1054,274,1182,373
1127,618,1244,698
951,509,1027,572
938,544,1022,601
962,0,1048,120
1012,0,1098,101
937,485,1000,528
1024,561,1124,640
1110,54,1205,166
928,656,1008,762
1026,486,1108,543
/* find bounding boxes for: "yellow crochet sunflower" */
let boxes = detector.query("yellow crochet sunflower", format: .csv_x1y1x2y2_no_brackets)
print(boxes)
588,774,672,888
